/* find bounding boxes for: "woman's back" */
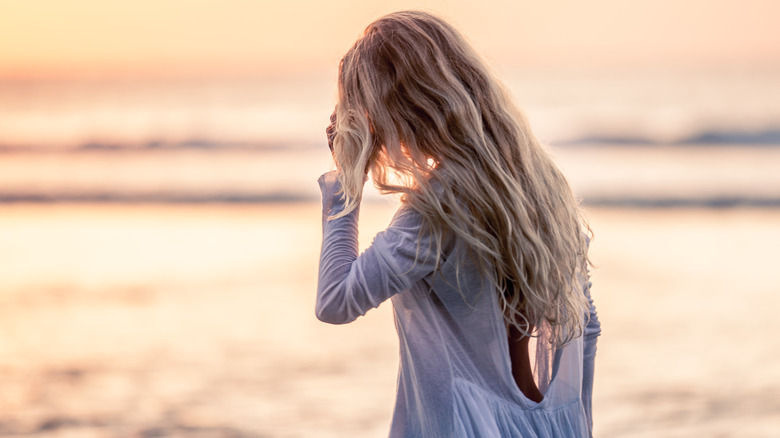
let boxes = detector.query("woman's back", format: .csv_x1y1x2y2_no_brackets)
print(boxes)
316,184,600,437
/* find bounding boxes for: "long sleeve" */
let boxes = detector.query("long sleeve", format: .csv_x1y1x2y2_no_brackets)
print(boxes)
581,279,601,436
316,171,438,325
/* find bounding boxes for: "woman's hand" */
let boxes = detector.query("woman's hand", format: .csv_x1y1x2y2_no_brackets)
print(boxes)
326,109,337,152
325,107,370,177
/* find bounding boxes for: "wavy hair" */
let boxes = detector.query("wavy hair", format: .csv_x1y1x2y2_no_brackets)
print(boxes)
330,10,591,345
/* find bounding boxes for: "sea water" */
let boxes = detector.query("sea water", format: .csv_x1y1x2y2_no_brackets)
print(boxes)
1,67,779,206
1,68,779,437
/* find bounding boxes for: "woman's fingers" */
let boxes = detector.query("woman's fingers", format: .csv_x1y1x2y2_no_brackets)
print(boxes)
326,110,337,152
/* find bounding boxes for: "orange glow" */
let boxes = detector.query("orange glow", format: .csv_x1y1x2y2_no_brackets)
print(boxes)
1,0,779,78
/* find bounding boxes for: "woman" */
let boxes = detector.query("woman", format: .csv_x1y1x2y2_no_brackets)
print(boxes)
316,10,600,438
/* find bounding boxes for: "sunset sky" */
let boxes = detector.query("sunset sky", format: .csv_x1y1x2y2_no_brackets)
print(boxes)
1,0,779,78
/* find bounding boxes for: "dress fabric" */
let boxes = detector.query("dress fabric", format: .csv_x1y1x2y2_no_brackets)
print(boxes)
316,171,601,438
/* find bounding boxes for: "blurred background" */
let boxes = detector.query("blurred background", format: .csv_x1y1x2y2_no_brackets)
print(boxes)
1,0,779,436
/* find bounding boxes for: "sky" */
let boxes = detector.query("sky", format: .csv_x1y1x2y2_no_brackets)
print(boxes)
1,0,779,78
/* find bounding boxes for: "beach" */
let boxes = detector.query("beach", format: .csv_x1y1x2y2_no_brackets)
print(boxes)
1,202,779,437
1,64,779,437
2,1,780,435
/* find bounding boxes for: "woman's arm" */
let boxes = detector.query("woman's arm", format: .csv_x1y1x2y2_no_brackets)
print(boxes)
316,171,437,324
581,279,601,436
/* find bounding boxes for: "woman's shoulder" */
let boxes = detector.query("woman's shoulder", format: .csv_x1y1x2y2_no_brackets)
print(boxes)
387,202,425,235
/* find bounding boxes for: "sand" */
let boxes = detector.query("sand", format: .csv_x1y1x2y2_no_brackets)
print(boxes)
1,202,779,437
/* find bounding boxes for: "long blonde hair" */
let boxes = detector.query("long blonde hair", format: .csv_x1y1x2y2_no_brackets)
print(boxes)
331,10,591,345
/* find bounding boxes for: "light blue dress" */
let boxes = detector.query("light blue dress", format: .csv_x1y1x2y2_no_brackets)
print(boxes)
316,171,601,437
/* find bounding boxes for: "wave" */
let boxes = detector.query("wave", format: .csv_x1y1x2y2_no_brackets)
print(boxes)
75,139,323,151
581,196,780,208
2,191,779,208
0,191,318,204
0,139,324,153
2,128,779,152
555,128,780,147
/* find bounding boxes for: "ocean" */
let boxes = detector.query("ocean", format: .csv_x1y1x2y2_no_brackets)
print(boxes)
1,67,779,437
1,67,779,206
